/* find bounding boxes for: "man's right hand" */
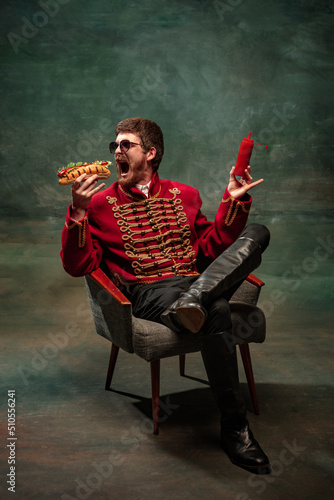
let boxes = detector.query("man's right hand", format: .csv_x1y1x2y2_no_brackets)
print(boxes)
70,173,106,221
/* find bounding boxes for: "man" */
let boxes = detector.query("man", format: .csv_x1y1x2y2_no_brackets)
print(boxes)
61,117,271,475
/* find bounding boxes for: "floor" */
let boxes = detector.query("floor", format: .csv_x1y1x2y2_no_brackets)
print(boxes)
0,219,333,500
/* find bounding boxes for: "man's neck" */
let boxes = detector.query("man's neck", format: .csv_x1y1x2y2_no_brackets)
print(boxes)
136,171,154,185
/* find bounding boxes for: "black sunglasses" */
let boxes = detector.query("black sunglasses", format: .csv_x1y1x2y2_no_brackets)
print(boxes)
109,140,143,154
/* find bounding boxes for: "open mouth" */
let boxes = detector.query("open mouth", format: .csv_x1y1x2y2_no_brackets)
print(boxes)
118,160,130,177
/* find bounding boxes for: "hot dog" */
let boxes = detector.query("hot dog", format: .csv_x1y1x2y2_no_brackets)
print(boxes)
58,160,112,185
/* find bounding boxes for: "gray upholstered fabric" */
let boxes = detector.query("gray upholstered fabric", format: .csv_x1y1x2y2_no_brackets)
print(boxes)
132,303,265,362
230,279,261,305
85,275,266,363
132,317,203,362
85,275,134,353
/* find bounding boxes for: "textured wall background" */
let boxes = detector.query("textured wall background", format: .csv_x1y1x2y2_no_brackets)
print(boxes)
1,0,333,315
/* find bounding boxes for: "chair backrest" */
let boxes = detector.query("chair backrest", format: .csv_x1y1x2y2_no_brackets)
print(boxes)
85,274,134,353
230,278,262,305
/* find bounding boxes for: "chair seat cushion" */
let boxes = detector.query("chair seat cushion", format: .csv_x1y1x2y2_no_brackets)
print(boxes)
132,302,265,362
132,317,203,362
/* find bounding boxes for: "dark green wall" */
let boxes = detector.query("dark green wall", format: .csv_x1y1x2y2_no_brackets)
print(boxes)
1,0,333,312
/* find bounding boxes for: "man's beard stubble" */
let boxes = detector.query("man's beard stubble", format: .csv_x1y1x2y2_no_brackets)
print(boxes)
116,165,142,189
116,156,150,189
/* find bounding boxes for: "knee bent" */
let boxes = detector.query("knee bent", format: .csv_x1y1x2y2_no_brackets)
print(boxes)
242,223,270,252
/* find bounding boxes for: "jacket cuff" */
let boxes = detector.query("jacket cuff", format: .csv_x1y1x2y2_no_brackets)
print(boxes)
65,206,88,248
222,188,252,226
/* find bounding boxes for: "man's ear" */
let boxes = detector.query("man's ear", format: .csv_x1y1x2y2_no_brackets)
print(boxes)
146,146,156,162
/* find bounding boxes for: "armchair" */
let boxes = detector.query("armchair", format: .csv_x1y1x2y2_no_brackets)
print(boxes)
85,269,266,435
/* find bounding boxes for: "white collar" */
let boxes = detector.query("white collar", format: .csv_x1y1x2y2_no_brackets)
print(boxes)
135,181,151,197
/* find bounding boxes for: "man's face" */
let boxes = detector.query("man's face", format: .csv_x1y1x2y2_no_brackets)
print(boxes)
114,132,153,188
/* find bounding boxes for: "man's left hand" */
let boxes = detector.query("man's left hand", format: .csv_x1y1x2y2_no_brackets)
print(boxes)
228,165,263,199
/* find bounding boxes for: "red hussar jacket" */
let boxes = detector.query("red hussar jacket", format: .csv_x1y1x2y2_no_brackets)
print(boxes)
60,173,252,285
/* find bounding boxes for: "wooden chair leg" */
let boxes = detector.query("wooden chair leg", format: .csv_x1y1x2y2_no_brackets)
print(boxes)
238,344,260,415
179,354,186,376
150,359,160,435
105,344,119,390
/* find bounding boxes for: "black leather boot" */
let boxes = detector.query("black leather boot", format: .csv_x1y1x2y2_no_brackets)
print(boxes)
201,331,271,474
220,419,271,474
159,306,185,332
161,232,264,333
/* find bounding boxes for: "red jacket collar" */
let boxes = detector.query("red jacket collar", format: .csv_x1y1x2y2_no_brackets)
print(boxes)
117,172,161,200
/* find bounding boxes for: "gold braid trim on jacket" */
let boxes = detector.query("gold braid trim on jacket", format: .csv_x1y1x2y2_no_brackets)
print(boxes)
65,216,88,248
106,188,198,281
222,196,250,226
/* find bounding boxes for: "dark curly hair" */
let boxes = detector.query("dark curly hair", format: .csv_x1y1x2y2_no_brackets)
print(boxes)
115,118,164,171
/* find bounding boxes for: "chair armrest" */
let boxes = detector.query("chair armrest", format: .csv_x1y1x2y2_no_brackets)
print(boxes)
90,268,131,305
246,273,265,288
85,269,134,353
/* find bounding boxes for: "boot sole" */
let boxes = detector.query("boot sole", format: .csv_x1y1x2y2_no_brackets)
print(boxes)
229,458,271,475
221,441,271,475
175,305,206,333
